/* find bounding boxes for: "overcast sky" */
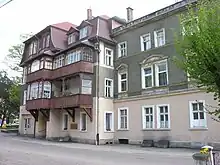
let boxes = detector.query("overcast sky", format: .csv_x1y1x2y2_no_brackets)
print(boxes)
0,0,177,76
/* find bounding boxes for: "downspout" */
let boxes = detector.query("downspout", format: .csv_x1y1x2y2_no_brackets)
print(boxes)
33,119,36,138
95,37,100,145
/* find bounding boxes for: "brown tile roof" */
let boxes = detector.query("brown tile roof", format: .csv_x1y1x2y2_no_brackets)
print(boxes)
51,22,77,31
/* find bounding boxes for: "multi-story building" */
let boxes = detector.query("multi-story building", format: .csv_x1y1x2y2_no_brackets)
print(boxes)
19,9,126,144
19,0,220,148
111,0,220,148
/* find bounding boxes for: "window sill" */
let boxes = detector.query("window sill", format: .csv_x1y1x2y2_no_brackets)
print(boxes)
142,128,171,131
117,129,129,131
104,130,114,133
189,128,208,131
80,130,87,133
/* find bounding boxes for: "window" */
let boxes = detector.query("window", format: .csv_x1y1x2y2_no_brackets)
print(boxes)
30,82,38,99
31,60,40,72
43,81,51,98
104,48,113,66
118,108,128,130
68,34,75,44
79,27,88,39
155,61,168,86
29,41,37,55
53,55,64,69
45,59,52,69
142,106,154,129
22,67,27,84
27,85,30,100
104,112,114,132
40,58,44,69
157,105,170,129
118,72,127,92
141,66,153,88
63,114,68,130
118,41,127,57
80,113,87,131
23,90,27,105
24,118,31,128
38,82,42,98
154,28,165,47
189,101,207,128
140,33,151,51
81,79,92,94
66,51,80,64
46,35,50,47
104,78,113,98
42,37,46,48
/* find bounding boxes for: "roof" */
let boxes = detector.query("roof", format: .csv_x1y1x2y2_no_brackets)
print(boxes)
51,22,77,31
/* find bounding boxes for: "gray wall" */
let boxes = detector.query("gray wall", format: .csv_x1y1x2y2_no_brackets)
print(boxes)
113,13,188,98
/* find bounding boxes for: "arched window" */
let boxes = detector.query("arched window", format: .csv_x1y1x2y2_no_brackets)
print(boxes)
30,82,38,99
43,81,51,98
31,60,40,72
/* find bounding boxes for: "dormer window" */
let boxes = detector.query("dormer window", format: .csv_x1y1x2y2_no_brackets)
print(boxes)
43,34,50,48
79,26,88,39
29,41,37,55
68,33,75,45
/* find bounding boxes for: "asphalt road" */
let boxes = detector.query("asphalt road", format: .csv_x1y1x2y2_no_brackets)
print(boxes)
0,133,196,165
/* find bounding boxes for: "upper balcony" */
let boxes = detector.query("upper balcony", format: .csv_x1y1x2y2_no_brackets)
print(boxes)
26,69,53,83
52,61,93,79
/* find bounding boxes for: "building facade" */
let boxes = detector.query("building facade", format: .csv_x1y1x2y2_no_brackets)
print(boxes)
19,0,220,148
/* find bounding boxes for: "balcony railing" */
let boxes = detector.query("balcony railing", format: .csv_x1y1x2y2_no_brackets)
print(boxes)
52,61,93,79
26,69,53,83
26,99,51,111
51,94,92,109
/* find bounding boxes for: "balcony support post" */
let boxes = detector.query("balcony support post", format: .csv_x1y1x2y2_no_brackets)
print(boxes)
29,110,39,121
81,106,92,122
65,109,75,122
39,109,50,121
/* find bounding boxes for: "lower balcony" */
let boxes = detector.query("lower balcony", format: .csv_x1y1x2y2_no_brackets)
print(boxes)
27,69,52,83
51,94,92,109
26,99,51,111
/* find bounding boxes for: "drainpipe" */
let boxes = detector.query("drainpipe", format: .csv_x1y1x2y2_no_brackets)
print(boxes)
33,119,36,138
94,39,100,145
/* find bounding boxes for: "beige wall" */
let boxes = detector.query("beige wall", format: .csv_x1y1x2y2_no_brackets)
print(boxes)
114,90,220,144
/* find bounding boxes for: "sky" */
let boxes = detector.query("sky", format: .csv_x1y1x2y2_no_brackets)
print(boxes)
0,0,178,76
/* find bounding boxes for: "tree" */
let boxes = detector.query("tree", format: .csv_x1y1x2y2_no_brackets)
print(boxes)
0,71,20,126
3,33,32,73
174,0,220,117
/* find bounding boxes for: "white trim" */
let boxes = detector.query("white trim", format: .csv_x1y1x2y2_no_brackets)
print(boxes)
117,41,127,58
80,112,87,132
104,48,114,67
140,33,151,51
117,107,129,130
154,28,165,48
23,90,27,105
156,104,170,129
104,78,113,98
104,111,114,132
155,59,168,86
142,105,155,129
118,72,128,93
141,65,154,89
93,63,114,69
189,100,207,129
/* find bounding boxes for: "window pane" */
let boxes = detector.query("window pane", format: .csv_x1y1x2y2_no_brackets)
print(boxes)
144,68,151,75
121,81,127,91
160,115,164,121
192,103,198,111
200,112,204,119
199,103,204,111
193,112,199,120
158,63,166,72
145,76,152,87
159,72,167,86
160,107,164,113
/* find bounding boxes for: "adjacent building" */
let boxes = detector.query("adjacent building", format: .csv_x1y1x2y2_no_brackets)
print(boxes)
19,0,220,148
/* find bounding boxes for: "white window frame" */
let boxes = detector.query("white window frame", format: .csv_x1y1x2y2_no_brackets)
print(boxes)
24,118,31,128
68,33,75,45
118,72,128,93
43,81,51,98
155,60,168,86
79,26,88,39
142,105,155,129
118,41,127,58
140,33,151,51
154,28,165,47
46,35,50,47
141,65,154,89
63,113,69,130
53,55,64,69
31,60,40,72
189,100,207,128
104,78,113,98
104,111,114,132
80,112,87,131
156,104,170,129
22,67,27,84
118,107,129,130
81,79,92,94
23,90,27,105
104,48,113,67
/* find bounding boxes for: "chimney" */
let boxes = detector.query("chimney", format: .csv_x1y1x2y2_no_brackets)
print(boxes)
87,8,92,20
126,7,133,22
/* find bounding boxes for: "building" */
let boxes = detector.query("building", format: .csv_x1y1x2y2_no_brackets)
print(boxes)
112,0,220,148
19,9,126,144
19,0,220,148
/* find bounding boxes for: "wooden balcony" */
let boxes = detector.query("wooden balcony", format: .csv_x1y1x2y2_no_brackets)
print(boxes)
50,94,92,109
26,69,52,83
26,99,51,111
52,61,93,79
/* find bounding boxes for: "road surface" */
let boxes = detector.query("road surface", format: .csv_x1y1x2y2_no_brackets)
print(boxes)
0,133,196,165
